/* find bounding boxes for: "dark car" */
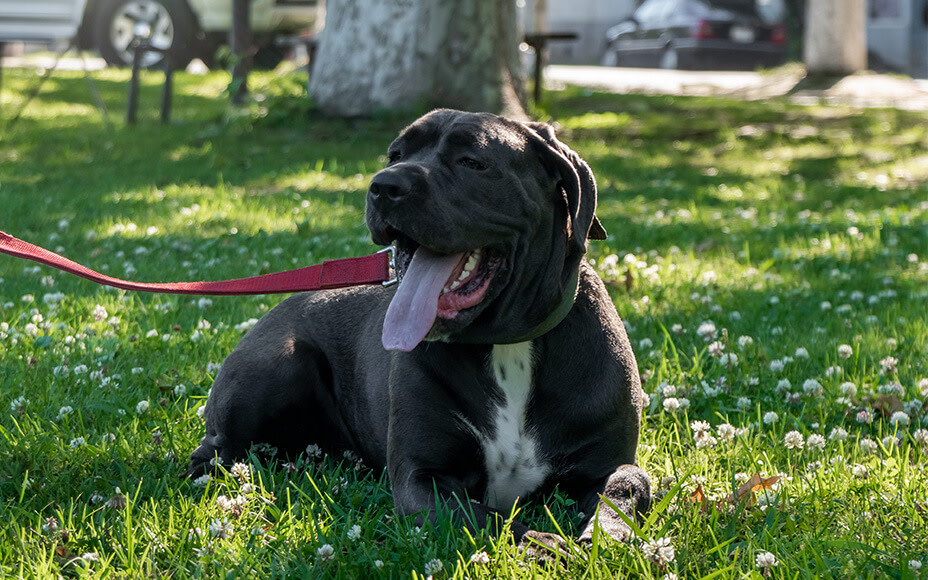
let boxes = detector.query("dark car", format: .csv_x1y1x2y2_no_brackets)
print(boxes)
601,0,787,70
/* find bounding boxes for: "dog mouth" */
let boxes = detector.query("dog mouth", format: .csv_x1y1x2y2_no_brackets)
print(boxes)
383,236,503,351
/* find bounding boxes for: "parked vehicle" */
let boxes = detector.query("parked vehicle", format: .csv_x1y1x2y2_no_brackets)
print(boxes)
0,0,320,68
601,0,787,70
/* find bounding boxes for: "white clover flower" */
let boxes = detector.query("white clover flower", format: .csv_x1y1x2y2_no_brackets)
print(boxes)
690,420,711,434
794,347,810,359
914,429,928,446
470,551,490,565
208,518,233,539
852,464,868,478
880,356,898,373
802,379,824,398
70,437,86,448
829,427,849,441
92,305,108,321
839,382,857,397
909,560,923,572
347,524,362,541
374,560,384,569
737,335,754,349
173,384,186,397
235,318,259,332
663,398,680,412
717,423,736,442
696,321,717,341
755,551,778,569
763,411,779,425
889,411,910,428
775,378,792,393
859,438,878,454
708,341,725,357
216,495,241,512
136,400,150,414
230,462,251,480
639,338,653,350
719,353,739,367
695,434,717,449
856,409,873,424
784,431,804,449
316,544,335,562
806,434,826,451
879,382,905,396
837,344,853,359
424,559,443,576
9,396,28,413
193,474,211,487
57,406,74,421
769,359,785,372
661,383,677,397
642,537,675,564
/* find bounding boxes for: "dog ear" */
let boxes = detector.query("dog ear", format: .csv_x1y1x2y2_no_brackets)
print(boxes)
524,122,607,254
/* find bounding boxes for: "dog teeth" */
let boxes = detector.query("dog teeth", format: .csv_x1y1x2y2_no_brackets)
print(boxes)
443,250,482,294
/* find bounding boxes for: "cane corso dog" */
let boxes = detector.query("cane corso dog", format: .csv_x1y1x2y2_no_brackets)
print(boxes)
186,109,650,549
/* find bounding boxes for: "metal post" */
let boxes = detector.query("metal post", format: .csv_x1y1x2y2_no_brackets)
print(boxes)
0,42,5,118
533,40,545,105
160,54,172,123
127,40,143,125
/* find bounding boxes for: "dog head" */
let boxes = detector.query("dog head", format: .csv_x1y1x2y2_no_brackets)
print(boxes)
366,109,605,351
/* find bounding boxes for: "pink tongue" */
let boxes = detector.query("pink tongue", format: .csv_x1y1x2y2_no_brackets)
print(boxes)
382,248,465,351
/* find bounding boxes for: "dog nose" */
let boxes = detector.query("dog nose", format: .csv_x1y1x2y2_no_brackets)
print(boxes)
369,171,411,202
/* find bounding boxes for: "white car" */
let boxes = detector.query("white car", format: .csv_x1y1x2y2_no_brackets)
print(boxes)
0,0,321,68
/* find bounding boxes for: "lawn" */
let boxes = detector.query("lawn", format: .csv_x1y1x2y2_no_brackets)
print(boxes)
0,65,926,579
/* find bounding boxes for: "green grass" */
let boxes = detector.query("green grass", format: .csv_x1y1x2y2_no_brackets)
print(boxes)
1,66,927,579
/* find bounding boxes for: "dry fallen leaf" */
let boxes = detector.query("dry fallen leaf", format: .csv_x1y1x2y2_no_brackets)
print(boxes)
729,473,781,505
689,484,707,504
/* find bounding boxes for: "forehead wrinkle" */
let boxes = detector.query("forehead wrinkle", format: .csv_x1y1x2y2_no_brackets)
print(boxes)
444,122,527,153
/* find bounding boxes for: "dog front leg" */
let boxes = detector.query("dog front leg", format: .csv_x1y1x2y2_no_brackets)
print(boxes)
392,470,530,541
579,464,651,543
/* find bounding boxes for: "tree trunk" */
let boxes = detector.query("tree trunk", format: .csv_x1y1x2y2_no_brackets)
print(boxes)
309,0,526,118
230,0,252,105
803,0,866,74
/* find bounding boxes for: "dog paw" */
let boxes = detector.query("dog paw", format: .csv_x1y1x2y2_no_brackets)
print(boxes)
517,530,575,564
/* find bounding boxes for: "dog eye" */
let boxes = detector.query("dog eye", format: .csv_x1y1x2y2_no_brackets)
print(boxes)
387,151,402,164
457,157,487,171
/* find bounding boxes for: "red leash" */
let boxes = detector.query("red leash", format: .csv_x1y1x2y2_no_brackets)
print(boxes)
0,230,393,295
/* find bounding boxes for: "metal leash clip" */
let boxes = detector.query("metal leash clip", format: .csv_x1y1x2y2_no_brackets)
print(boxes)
378,245,398,287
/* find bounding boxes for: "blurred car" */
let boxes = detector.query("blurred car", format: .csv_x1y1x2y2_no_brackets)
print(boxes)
601,0,787,70
0,0,320,68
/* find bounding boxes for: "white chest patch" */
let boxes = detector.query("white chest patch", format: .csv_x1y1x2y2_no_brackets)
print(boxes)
476,341,550,510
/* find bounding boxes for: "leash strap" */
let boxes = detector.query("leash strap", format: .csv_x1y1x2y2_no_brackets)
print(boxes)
0,230,392,295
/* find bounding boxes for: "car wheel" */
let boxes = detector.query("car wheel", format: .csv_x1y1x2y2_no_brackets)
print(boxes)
658,45,679,70
94,0,196,68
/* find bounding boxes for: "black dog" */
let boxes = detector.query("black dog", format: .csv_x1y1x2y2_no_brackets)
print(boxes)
186,109,650,548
